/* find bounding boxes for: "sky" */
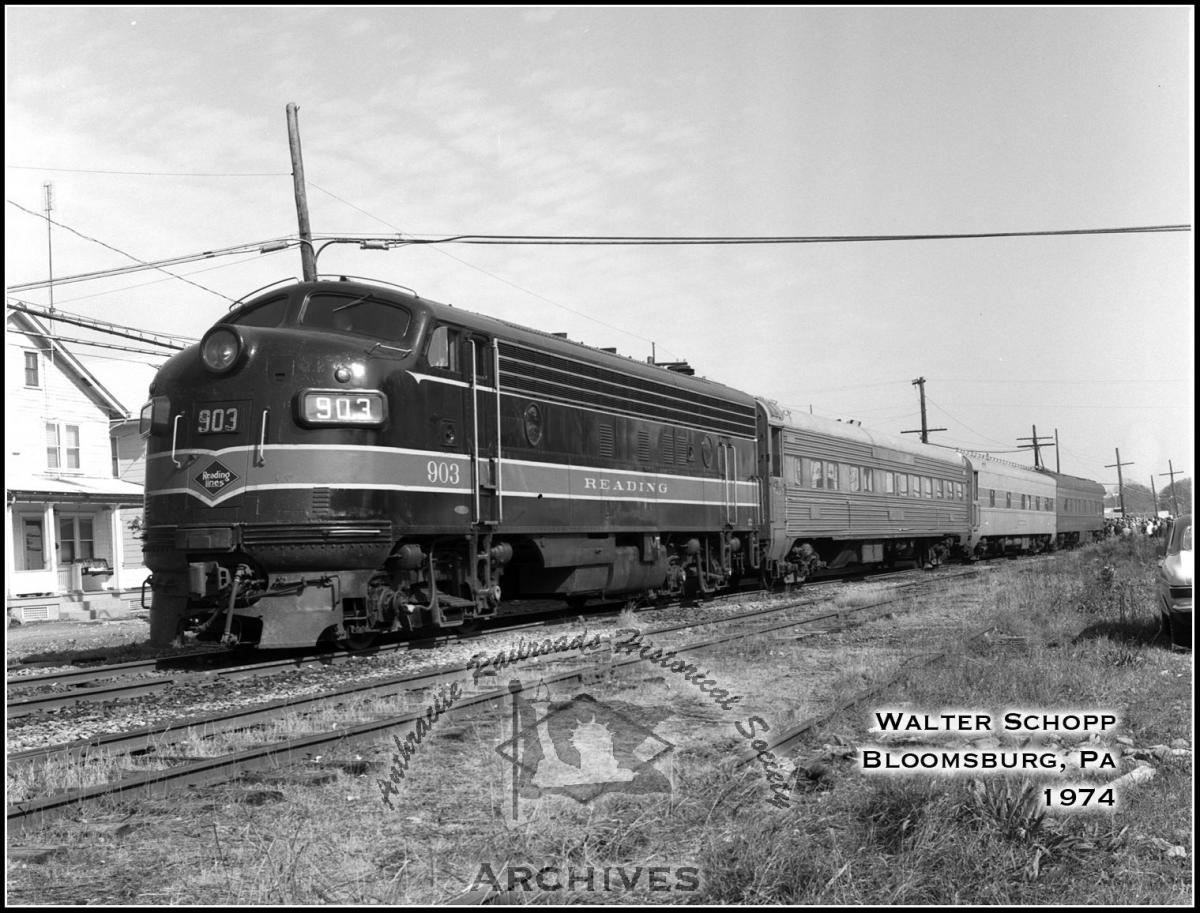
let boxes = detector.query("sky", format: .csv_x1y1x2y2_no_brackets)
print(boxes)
5,6,1194,497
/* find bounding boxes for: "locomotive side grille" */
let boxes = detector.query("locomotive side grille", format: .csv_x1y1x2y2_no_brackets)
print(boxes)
661,428,674,464
637,430,651,462
498,342,756,437
599,422,615,457
676,430,691,463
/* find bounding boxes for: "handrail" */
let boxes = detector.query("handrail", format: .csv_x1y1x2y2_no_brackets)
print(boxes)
170,415,183,468
493,339,503,523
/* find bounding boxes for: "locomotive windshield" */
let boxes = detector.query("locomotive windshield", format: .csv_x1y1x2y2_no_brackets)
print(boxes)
299,292,412,342
228,294,288,328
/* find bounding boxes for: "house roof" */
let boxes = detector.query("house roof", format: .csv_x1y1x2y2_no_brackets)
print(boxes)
7,473,144,505
6,307,129,418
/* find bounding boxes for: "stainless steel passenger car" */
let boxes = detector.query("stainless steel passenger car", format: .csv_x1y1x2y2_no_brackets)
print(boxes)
965,453,1056,556
1040,469,1105,548
757,403,970,573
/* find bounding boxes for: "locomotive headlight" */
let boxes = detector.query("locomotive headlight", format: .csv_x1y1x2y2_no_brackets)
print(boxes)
298,389,387,427
200,326,243,374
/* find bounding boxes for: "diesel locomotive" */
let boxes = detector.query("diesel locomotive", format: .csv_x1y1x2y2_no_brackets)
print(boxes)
140,276,1104,648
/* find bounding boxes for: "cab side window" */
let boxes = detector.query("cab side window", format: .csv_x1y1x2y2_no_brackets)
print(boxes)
426,325,462,372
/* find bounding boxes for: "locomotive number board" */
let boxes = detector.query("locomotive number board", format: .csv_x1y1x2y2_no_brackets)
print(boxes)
298,389,387,427
196,403,245,434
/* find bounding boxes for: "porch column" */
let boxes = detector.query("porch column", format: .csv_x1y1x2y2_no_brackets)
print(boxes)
4,500,14,599
42,502,58,582
110,508,125,591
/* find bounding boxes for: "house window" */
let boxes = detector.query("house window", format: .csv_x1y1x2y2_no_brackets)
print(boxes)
66,425,80,469
46,423,81,470
24,351,40,387
58,516,95,563
46,423,60,469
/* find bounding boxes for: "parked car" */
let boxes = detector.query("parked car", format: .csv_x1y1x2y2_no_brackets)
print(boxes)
1158,514,1192,649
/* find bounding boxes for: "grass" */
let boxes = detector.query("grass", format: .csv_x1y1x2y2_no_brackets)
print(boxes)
5,538,1191,904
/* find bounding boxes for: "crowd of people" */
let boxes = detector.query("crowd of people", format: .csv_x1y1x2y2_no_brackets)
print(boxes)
1103,515,1176,539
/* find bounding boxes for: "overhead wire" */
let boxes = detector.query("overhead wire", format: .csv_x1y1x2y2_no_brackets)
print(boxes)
6,175,1192,413
15,331,175,359
44,248,294,305
392,224,1190,245
5,198,265,300
6,299,193,348
304,180,687,362
6,164,290,177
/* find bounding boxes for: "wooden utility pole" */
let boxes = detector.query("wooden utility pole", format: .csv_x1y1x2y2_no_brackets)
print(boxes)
1105,449,1134,517
43,182,54,312
1017,425,1055,470
1054,428,1061,473
1158,460,1187,516
286,103,317,281
901,377,946,444
1150,475,1158,514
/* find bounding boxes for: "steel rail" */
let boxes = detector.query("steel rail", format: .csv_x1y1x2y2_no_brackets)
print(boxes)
8,571,971,834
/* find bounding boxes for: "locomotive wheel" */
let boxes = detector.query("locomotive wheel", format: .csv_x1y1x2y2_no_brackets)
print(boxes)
340,631,379,651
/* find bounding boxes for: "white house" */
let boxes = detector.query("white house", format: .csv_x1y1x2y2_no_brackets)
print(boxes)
6,307,149,620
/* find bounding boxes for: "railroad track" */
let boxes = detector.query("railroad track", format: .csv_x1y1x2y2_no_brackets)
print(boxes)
4,562,944,715
7,567,977,833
